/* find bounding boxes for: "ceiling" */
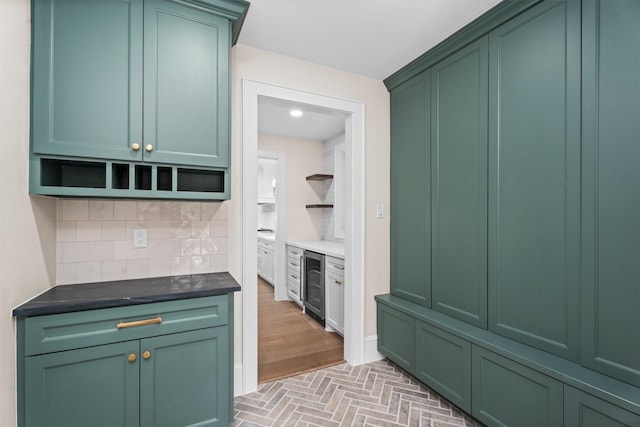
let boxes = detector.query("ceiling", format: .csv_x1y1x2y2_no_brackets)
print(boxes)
258,96,346,141
238,0,503,80
245,0,503,140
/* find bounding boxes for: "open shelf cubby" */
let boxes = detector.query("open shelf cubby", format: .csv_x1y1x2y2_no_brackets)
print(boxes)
34,156,228,199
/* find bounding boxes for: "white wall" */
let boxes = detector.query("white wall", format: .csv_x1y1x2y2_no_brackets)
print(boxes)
258,133,324,241
230,44,391,364
0,0,58,424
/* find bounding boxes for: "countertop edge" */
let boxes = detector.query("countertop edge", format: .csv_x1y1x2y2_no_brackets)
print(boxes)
13,272,241,318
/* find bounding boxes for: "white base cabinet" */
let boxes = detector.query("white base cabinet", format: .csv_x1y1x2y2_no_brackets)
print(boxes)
325,256,344,336
286,245,303,306
257,237,274,285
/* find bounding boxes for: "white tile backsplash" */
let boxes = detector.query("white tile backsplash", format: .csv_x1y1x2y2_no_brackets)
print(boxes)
56,200,229,284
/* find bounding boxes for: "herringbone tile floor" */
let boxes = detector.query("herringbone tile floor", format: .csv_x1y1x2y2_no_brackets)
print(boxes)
231,359,482,427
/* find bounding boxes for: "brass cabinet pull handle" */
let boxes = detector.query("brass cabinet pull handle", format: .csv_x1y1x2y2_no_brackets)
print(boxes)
131,143,141,151
128,353,137,363
331,264,344,270
335,280,343,285
145,144,154,152
142,350,151,360
117,316,162,329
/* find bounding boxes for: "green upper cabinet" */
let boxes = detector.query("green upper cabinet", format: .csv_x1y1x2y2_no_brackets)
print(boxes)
143,0,229,167
29,0,247,199
487,0,581,360
390,71,431,306
430,36,488,328
32,0,230,168
31,0,144,162
581,0,640,387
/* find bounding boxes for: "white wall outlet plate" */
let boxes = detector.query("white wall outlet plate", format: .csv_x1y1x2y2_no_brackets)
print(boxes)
376,203,385,219
133,229,148,248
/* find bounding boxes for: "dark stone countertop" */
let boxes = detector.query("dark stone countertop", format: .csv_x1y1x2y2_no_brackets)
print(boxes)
12,272,241,318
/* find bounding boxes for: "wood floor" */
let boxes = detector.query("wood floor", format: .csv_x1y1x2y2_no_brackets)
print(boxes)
258,277,344,383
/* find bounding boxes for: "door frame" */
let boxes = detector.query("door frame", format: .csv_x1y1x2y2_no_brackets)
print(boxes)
257,150,286,301
242,79,365,394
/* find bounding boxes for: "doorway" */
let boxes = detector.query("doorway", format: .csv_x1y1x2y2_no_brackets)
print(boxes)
242,79,365,395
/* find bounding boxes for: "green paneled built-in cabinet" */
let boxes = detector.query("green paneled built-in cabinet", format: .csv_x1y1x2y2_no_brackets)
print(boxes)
378,0,640,425
390,71,431,307
29,0,249,199
18,295,234,427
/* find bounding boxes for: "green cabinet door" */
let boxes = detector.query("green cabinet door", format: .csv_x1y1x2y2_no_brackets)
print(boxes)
377,303,416,373
390,71,431,306
487,0,581,360
24,341,140,427
565,386,640,427
140,327,230,427
472,346,563,427
430,36,488,328
143,0,230,168
31,0,143,161
581,0,640,388
416,321,471,412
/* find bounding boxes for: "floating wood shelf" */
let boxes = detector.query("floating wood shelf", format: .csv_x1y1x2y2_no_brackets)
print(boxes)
306,204,334,209
306,174,333,181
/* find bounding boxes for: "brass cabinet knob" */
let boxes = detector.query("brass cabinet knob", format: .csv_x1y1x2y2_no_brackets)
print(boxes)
128,353,137,363
131,143,141,151
145,144,154,152
142,350,151,360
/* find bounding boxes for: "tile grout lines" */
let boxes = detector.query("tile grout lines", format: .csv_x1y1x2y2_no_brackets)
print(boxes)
231,359,482,427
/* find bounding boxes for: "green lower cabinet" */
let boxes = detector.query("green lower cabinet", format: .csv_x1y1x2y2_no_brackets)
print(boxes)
415,321,471,412
140,328,229,426
25,341,140,427
472,346,563,427
19,296,234,427
377,303,416,373
565,386,640,427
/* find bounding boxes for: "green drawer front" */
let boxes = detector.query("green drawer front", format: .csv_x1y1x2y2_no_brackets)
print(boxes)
24,295,229,356
472,345,563,427
416,321,472,412
565,386,640,427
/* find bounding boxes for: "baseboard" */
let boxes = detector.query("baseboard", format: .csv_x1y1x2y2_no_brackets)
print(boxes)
364,335,384,363
234,363,243,397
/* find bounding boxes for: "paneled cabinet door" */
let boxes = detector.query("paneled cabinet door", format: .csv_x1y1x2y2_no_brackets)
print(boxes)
24,341,140,427
430,36,488,328
472,346,563,427
390,71,431,306
564,386,640,427
581,0,640,388
487,0,581,360
140,327,230,427
143,0,230,167
416,321,472,412
377,303,416,373
31,0,144,161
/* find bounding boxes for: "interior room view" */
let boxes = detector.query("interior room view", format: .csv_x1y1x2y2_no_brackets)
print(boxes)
1,0,639,426
255,97,348,382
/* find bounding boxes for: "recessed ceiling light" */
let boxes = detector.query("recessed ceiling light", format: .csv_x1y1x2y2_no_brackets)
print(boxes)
290,109,303,118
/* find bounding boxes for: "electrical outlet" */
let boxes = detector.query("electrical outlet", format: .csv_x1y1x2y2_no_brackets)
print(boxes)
133,229,147,248
376,203,385,219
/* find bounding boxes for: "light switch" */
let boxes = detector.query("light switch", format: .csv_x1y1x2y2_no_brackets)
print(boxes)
376,203,385,219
